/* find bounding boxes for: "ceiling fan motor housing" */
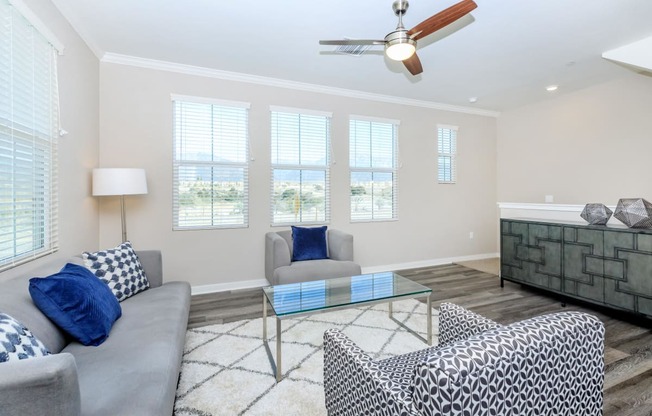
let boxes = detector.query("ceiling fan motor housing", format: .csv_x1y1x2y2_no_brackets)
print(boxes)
386,0,415,61
385,30,415,49
385,30,416,61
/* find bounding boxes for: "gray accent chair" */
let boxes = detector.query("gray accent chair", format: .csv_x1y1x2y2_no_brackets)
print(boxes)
324,303,605,416
265,229,361,285
0,250,190,416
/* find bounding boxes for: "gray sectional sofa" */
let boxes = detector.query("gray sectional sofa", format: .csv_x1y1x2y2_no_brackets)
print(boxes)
0,250,191,416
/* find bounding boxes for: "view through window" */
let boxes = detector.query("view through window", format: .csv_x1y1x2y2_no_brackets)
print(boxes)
438,125,457,184
349,118,398,221
172,97,249,229
271,108,330,225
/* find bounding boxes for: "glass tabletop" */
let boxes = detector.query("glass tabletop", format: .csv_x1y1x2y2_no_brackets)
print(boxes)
263,272,431,316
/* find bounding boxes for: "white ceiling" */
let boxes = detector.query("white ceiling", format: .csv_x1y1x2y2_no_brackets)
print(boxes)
51,0,652,112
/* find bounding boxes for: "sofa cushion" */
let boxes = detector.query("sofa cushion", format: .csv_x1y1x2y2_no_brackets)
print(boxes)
83,241,149,301
291,225,328,261
62,281,191,416
29,263,122,346
0,313,50,363
273,259,362,284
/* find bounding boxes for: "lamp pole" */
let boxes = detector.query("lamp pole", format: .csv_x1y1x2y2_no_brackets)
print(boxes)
120,194,127,242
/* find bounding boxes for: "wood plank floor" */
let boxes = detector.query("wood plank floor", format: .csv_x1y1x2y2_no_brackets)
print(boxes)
188,263,652,415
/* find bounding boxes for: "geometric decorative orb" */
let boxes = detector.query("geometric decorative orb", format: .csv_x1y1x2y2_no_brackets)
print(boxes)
613,198,652,228
580,203,613,225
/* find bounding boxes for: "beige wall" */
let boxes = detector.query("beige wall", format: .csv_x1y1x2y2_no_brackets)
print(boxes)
497,73,652,205
99,63,498,288
0,0,99,281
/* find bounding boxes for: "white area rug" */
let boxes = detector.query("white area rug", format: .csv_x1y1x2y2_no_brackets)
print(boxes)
174,299,439,416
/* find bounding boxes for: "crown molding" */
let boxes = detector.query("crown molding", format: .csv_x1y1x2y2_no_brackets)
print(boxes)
50,0,104,58
101,53,501,118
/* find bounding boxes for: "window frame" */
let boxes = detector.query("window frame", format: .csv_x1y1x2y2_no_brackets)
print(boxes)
437,124,458,184
270,106,332,227
349,115,400,223
171,95,251,230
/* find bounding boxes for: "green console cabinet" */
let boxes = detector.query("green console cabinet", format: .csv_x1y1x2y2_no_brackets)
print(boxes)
501,218,652,318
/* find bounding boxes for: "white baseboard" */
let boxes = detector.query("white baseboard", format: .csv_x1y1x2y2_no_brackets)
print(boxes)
191,278,270,295
191,252,499,295
361,252,499,274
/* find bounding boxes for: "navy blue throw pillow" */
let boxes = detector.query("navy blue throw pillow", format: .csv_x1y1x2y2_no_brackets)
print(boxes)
29,263,122,346
291,226,329,261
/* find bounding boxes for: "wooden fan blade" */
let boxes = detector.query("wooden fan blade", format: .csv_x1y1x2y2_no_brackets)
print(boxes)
408,0,477,40
319,39,385,46
403,53,423,76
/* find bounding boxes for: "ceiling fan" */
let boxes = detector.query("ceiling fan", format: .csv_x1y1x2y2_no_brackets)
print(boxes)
319,0,477,76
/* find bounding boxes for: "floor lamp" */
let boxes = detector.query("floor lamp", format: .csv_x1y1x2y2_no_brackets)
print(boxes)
92,168,148,242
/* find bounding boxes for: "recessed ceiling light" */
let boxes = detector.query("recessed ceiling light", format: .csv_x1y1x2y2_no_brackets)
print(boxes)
546,85,559,92
468,97,478,103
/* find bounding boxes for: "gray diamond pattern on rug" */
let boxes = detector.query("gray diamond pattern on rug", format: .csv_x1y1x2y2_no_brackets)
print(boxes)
174,299,438,416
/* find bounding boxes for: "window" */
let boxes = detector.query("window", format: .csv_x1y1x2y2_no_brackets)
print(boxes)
172,96,249,229
270,107,330,225
349,117,398,222
437,125,457,184
0,0,59,271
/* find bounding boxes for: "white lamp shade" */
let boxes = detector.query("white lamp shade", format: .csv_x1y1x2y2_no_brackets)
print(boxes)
92,168,148,196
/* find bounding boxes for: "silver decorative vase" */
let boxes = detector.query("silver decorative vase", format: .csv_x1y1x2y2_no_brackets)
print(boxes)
580,203,612,225
613,198,652,228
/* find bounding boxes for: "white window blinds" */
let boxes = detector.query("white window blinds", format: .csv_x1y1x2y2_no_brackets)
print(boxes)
438,125,457,184
172,97,250,229
270,107,330,225
0,0,59,271
349,117,398,222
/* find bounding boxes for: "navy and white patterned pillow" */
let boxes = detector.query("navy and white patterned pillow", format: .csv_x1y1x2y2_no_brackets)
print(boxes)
82,241,149,302
0,313,50,363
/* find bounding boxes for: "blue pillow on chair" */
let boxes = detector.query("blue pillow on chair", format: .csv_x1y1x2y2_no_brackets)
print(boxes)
29,263,122,346
292,225,329,261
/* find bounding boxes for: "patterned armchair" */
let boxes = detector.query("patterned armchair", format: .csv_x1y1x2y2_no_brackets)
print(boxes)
324,303,604,416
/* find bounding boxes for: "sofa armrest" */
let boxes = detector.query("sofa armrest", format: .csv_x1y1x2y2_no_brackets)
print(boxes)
0,353,81,416
265,232,291,284
413,311,605,416
136,250,163,288
438,302,502,347
323,329,418,416
327,229,354,261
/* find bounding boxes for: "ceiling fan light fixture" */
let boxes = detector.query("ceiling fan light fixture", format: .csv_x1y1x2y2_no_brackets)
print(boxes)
385,31,416,61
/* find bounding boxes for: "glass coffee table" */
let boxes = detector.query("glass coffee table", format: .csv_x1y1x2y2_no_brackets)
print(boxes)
262,272,432,382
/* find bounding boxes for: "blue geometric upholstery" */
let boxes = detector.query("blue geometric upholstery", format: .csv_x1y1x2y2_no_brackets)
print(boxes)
324,303,604,416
